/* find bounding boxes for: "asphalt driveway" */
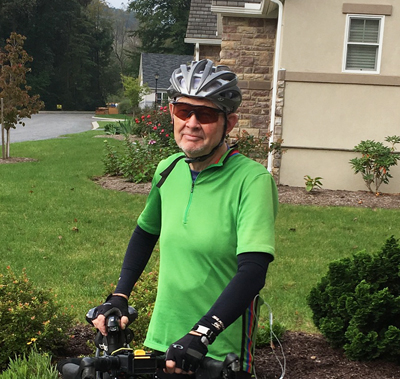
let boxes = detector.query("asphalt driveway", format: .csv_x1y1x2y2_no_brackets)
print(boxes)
5,112,98,143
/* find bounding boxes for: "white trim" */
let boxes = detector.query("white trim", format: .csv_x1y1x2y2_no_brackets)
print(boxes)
211,0,278,18
184,38,221,45
342,14,385,74
267,0,284,173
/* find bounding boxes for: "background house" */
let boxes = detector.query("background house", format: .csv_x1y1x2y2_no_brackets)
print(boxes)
185,0,400,193
138,53,193,109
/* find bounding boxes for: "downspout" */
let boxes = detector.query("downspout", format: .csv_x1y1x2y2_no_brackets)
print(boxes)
195,43,200,61
267,0,283,173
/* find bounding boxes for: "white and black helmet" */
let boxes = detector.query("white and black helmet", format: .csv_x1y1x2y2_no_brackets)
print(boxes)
167,59,242,113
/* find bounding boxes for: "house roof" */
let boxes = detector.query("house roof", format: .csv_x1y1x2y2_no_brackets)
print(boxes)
186,0,219,40
141,53,194,90
186,0,272,42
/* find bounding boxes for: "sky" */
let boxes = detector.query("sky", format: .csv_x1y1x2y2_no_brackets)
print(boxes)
106,0,127,9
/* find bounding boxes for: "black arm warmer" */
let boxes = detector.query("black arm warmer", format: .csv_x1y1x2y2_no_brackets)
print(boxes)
114,225,159,297
196,252,273,336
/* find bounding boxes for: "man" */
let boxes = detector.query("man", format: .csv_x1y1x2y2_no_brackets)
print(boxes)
93,59,278,378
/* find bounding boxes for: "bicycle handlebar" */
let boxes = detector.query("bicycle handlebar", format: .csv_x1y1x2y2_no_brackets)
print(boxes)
60,352,240,379
59,306,240,379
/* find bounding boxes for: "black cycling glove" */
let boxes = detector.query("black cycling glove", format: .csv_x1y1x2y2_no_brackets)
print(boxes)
166,333,208,373
94,294,129,320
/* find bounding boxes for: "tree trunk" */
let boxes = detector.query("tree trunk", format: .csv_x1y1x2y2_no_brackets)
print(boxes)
6,127,10,159
1,98,4,159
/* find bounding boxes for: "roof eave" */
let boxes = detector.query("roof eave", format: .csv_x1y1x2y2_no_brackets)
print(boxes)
211,0,278,18
185,38,222,45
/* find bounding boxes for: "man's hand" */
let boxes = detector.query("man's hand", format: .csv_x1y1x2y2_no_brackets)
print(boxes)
91,294,129,336
165,332,208,374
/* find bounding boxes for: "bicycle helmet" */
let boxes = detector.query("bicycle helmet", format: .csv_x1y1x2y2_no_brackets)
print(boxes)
168,59,242,113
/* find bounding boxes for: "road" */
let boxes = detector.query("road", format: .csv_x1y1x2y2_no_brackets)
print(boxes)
3,112,100,143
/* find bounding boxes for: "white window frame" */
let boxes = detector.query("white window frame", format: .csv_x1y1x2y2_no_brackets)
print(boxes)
342,14,385,74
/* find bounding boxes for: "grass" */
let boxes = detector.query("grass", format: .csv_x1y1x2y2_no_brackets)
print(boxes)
1,130,399,333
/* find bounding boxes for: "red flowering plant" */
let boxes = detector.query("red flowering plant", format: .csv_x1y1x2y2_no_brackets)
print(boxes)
103,106,180,183
134,106,175,147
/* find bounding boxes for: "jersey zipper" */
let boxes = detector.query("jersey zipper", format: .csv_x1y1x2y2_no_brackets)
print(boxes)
183,178,196,224
182,149,235,224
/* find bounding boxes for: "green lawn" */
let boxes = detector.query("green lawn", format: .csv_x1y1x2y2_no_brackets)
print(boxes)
1,130,399,332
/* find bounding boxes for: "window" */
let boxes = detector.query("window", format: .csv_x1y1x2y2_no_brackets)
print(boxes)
343,15,384,73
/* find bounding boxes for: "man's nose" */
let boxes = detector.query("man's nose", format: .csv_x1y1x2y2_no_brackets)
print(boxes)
185,111,200,125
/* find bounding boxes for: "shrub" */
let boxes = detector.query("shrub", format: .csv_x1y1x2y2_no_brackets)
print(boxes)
128,271,158,348
232,130,283,166
103,106,180,183
0,348,59,379
102,111,284,183
349,136,400,194
0,267,74,369
102,140,121,176
118,99,133,115
307,236,400,362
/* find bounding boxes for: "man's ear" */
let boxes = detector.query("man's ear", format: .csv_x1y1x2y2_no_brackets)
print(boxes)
225,113,238,135
169,102,174,121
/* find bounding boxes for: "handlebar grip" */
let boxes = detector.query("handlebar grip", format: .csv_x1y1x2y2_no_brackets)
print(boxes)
86,306,138,326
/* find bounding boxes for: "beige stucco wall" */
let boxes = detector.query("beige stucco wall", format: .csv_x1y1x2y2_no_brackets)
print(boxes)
281,0,400,76
279,81,400,193
282,81,400,150
276,0,400,193
280,148,400,193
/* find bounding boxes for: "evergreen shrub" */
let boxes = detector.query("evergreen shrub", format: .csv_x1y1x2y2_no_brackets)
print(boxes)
0,267,73,369
307,236,400,362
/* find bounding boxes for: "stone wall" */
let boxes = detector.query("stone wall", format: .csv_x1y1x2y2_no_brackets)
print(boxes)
198,15,281,178
220,16,277,139
199,45,221,63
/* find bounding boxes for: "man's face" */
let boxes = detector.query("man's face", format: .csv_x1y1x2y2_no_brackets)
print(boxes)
169,97,226,159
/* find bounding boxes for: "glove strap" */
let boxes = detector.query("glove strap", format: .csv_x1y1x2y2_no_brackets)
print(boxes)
191,324,216,345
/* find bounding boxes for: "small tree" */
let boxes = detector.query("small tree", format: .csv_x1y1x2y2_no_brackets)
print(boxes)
121,75,150,112
349,136,400,194
0,32,44,159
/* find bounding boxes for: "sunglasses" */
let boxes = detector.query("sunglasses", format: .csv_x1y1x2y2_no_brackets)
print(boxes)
172,102,225,124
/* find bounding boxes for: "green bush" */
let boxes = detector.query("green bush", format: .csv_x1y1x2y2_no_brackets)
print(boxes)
0,348,58,379
128,270,158,348
103,112,284,184
118,99,133,115
307,236,400,362
103,106,180,183
232,130,283,165
0,267,74,369
349,136,400,194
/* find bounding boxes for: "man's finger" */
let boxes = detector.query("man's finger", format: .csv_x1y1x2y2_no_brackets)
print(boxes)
120,315,129,330
164,360,176,374
92,314,107,336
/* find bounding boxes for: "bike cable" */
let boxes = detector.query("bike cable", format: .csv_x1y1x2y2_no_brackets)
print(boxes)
252,294,286,379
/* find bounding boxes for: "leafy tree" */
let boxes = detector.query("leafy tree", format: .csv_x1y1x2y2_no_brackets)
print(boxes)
128,0,193,55
0,33,44,159
121,74,150,110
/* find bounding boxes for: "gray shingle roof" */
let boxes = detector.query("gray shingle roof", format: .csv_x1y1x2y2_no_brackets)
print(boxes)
186,0,263,40
186,0,218,40
141,53,194,90
212,0,261,5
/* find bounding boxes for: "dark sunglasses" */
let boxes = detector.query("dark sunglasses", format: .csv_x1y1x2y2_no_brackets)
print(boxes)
172,102,225,124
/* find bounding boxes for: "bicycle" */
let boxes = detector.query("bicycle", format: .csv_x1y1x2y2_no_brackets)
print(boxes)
57,306,240,379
